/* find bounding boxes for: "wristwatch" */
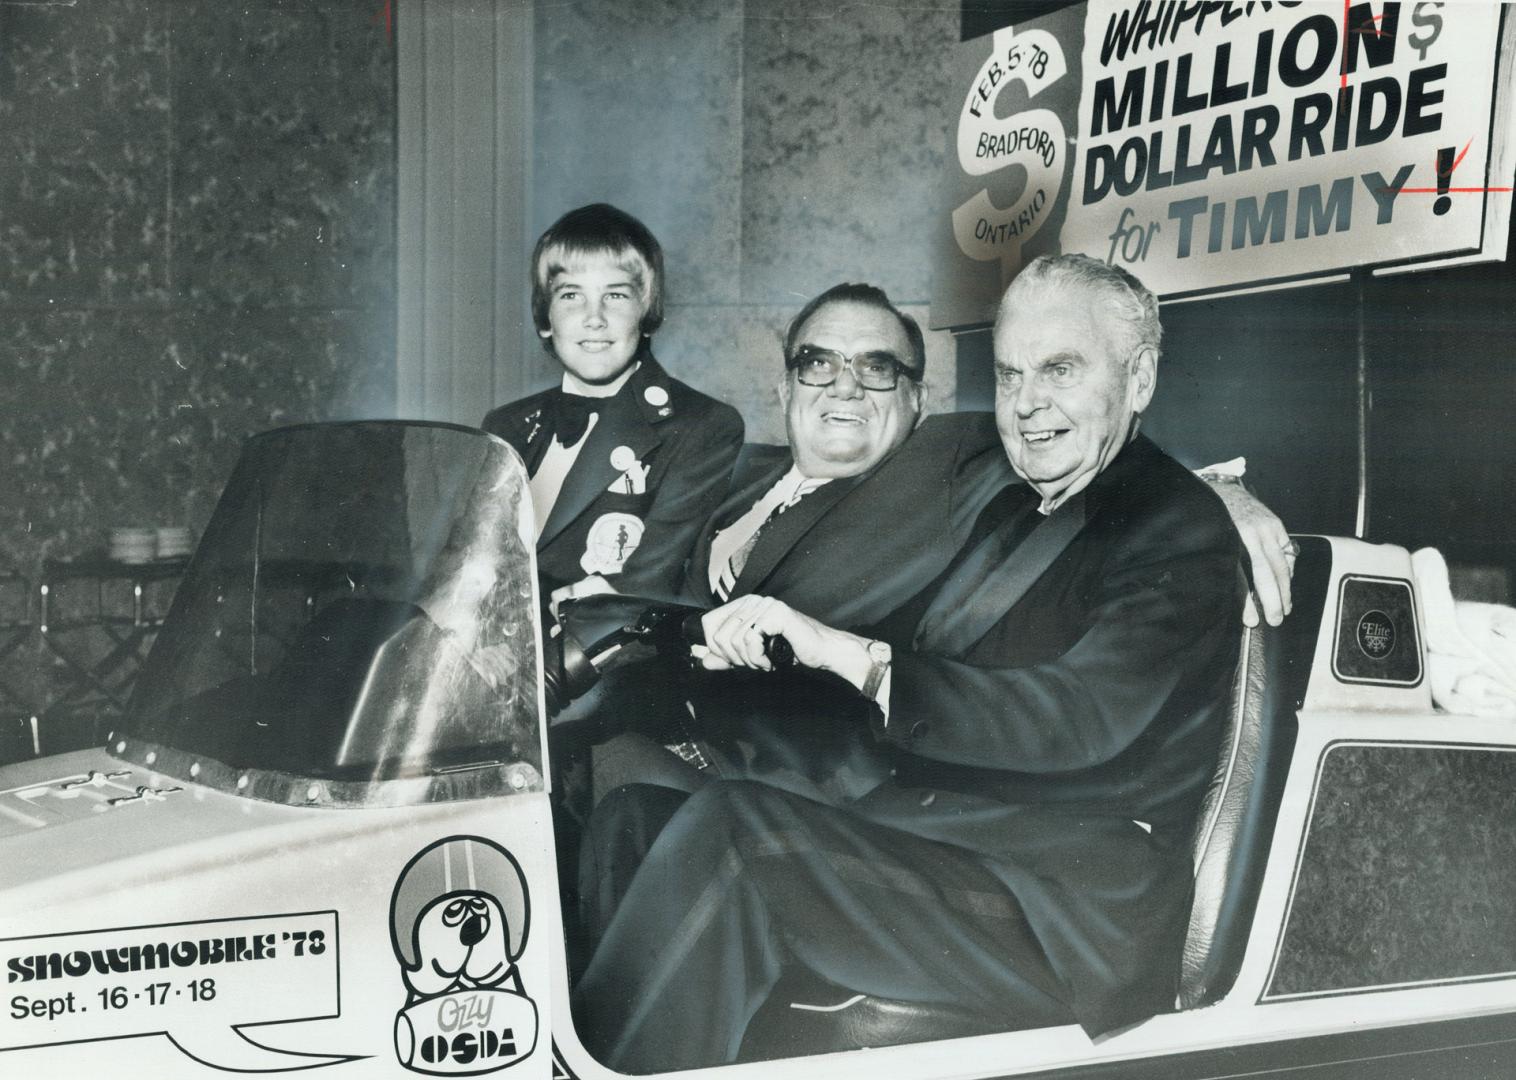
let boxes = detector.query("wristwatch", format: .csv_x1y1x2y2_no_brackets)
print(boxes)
861,639,893,702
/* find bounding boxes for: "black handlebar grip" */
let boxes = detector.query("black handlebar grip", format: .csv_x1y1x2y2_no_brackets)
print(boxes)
764,633,796,668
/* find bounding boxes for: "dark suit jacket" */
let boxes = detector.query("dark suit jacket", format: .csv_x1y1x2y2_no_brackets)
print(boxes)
854,433,1243,1037
684,412,1012,626
482,355,743,599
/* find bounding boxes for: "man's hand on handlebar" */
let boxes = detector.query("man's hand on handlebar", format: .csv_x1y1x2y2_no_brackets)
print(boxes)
698,595,874,692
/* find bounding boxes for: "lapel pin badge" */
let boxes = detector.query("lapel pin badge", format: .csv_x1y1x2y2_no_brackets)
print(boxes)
643,385,669,408
582,512,645,575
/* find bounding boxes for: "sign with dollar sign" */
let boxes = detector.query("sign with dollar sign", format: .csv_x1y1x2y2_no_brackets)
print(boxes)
932,0,1515,321
951,25,1070,287
1408,2,1445,64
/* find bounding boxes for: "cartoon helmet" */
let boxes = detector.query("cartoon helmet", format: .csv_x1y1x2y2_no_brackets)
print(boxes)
389,836,530,969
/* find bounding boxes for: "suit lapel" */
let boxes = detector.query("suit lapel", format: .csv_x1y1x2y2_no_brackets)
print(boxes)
914,489,1088,657
537,361,665,548
683,453,790,603
732,471,865,596
913,435,1159,654
712,454,790,533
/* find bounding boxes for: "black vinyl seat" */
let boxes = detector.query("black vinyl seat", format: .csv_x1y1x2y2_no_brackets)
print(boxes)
1178,536,1326,1006
738,539,1330,1059
738,970,1006,1062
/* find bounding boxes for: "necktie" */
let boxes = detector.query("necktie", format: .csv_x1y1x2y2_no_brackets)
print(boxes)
524,391,598,478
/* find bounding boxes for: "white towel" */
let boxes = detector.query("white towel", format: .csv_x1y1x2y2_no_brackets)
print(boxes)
1410,547,1516,719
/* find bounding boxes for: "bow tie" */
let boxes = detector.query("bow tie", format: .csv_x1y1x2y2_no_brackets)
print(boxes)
546,390,598,446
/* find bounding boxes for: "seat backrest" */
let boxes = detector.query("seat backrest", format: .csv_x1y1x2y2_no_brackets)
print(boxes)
1178,537,1331,1008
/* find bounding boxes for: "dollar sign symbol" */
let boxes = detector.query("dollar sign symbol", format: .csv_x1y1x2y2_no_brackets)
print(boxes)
1408,2,1445,64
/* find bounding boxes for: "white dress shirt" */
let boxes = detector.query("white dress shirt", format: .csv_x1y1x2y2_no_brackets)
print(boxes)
707,466,831,596
526,363,640,537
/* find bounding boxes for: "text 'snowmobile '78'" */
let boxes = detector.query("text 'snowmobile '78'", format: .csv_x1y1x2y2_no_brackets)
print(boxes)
1,420,1515,1079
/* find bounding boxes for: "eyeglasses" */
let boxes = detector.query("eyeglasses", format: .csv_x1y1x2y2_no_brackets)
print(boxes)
786,345,922,391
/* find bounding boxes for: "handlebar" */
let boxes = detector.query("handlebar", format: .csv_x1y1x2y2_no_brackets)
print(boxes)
544,597,795,716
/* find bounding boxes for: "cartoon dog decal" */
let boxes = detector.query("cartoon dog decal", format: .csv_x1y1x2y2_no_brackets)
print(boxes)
390,836,538,1075
405,887,517,999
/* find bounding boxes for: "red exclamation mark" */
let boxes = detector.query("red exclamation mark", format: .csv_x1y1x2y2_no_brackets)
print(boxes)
1433,146,1454,215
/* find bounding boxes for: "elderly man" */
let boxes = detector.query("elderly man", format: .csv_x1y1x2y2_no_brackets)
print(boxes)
571,255,1246,1073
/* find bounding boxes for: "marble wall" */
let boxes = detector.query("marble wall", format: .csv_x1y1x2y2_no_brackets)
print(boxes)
0,0,395,738
532,0,961,444
1,0,960,746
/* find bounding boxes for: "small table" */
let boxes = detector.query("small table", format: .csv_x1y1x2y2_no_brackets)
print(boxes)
0,571,37,761
38,555,189,748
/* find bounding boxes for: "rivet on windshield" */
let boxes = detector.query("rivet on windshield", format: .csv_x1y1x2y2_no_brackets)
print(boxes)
144,751,157,766
114,740,127,754
502,622,515,637
509,770,526,790
189,762,201,778
236,774,249,790
306,784,321,802
518,583,532,599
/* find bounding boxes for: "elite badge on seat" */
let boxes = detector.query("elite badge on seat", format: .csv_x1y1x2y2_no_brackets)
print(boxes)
1332,576,1423,687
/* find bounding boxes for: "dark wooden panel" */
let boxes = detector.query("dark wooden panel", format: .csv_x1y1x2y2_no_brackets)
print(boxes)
1363,258,1516,581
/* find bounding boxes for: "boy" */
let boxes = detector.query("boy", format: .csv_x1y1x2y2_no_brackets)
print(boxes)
483,204,744,607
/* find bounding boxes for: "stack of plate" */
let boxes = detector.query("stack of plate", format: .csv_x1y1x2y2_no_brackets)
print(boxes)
109,527,158,564
155,527,193,560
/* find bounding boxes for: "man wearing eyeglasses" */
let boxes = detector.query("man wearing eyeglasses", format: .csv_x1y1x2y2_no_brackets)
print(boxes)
688,283,979,622
598,284,1002,798
583,286,1027,797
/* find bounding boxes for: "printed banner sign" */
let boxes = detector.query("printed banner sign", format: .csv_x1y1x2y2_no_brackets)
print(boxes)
933,0,1516,327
